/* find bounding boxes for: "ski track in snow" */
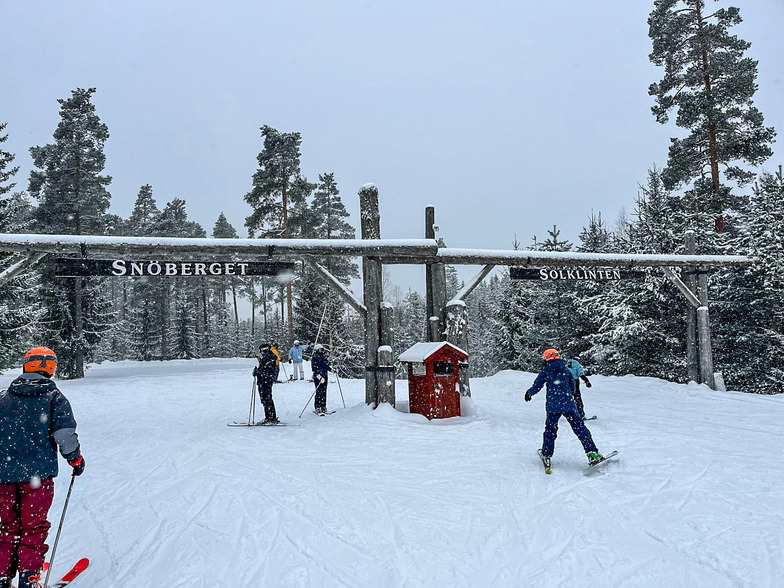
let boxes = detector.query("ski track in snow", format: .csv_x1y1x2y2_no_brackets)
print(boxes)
2,359,782,587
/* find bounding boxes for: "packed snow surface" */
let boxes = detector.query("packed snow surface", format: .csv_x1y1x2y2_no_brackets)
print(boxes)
3,359,781,587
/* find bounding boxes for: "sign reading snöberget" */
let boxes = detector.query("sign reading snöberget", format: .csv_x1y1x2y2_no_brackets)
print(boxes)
55,258,295,277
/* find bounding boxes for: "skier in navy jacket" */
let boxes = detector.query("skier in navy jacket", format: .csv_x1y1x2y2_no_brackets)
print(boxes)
0,347,84,588
310,344,330,415
253,344,279,424
525,348,603,469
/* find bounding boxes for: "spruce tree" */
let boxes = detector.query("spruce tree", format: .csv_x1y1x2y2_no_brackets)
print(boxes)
712,167,784,393
578,169,686,379
153,199,206,360
0,123,40,370
124,185,163,361
28,89,113,378
293,172,360,370
648,0,776,232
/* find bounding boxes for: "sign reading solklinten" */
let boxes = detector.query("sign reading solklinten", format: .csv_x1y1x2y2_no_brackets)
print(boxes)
55,258,295,277
510,267,645,281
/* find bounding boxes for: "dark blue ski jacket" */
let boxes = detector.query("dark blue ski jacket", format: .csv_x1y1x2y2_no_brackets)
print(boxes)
0,373,81,483
525,358,578,414
253,350,278,385
311,353,330,380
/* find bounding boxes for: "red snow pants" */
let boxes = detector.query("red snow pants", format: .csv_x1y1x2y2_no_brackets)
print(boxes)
0,479,54,578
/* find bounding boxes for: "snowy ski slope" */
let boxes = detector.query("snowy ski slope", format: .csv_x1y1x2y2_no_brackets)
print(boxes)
2,358,781,587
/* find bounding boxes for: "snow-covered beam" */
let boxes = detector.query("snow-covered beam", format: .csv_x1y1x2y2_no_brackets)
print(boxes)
662,267,701,309
382,248,753,268
454,264,495,301
301,258,367,318
0,233,439,258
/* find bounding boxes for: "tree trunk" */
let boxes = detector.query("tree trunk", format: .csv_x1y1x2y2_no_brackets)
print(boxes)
73,278,85,378
231,277,239,324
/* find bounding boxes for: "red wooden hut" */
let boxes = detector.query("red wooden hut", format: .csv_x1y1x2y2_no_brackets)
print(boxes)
398,342,468,419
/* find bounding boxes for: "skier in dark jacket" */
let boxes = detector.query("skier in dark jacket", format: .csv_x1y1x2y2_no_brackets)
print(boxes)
525,348,603,469
310,344,330,415
0,347,85,588
253,344,279,424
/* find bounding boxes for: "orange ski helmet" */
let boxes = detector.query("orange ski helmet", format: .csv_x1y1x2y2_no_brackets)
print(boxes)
23,346,58,377
542,348,561,361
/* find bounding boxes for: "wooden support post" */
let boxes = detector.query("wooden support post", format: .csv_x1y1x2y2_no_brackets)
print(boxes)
429,316,441,342
379,302,396,407
359,184,383,406
377,346,395,407
424,206,436,341
431,238,447,340
685,232,699,383
697,306,716,390
445,299,471,397
381,302,395,348
694,264,716,390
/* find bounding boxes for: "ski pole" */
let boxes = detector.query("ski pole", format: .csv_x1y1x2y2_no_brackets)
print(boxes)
334,370,346,408
247,378,256,425
42,472,76,588
279,361,289,382
298,388,317,418
313,301,328,348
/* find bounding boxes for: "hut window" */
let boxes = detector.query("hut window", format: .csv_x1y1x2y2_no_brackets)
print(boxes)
433,361,454,376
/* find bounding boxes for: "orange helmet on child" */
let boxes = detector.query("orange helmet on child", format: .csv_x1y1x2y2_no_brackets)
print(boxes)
542,348,561,361
23,346,58,377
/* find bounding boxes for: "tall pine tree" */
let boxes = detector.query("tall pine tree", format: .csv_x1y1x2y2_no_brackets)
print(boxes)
28,89,113,378
648,0,775,233
244,125,306,345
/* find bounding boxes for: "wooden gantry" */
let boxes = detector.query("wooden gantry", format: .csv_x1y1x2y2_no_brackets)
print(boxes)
0,184,753,402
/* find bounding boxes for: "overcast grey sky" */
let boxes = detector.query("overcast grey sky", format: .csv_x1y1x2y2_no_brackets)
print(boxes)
2,1,783,287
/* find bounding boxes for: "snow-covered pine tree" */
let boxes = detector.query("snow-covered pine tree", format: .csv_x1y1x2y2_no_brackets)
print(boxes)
27,89,114,378
525,226,580,358
0,123,40,371
153,198,206,361
293,172,361,372
123,185,163,361
648,0,776,235
712,167,784,393
203,212,242,357
464,279,497,377
578,168,686,379
244,125,308,344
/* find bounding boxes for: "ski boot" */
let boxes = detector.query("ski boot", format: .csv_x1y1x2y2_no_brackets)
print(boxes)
18,570,42,588
586,451,604,466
